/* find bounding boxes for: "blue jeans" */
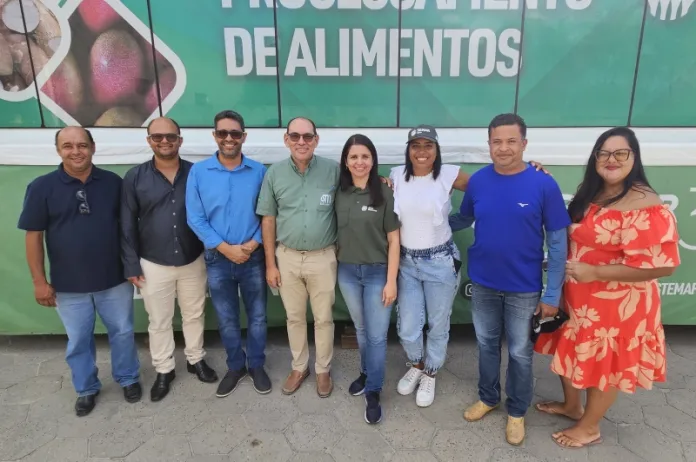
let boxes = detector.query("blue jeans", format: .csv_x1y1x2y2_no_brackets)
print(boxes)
337,262,393,393
205,248,267,371
396,240,460,375
471,283,539,417
55,281,140,397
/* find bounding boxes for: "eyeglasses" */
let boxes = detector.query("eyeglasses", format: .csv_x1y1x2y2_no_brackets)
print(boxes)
76,189,90,215
595,149,632,162
148,133,180,143
287,132,315,143
214,130,244,140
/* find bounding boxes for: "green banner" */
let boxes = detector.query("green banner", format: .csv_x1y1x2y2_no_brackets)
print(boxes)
1,163,695,335
1,0,696,128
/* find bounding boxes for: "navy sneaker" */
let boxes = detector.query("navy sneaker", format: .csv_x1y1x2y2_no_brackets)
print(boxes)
364,391,382,424
349,373,367,396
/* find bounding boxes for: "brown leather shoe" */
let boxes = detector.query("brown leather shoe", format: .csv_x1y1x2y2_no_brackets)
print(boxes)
316,372,333,398
282,369,309,395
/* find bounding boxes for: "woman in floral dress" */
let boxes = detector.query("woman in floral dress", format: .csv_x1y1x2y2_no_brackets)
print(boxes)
533,126,681,448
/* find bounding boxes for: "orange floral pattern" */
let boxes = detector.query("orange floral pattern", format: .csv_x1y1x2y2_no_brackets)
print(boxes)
535,204,680,393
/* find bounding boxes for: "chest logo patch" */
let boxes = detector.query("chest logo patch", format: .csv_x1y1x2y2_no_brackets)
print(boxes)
361,205,378,212
320,194,333,206
518,203,529,208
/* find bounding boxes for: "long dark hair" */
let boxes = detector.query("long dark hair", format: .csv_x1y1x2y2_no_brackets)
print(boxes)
567,126,654,223
339,134,385,208
404,143,442,182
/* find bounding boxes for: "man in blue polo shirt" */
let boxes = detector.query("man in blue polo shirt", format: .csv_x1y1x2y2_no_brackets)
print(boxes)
186,110,270,398
451,114,570,446
18,126,141,417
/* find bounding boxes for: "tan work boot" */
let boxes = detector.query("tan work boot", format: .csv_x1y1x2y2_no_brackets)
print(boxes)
463,400,499,422
316,372,333,398
281,369,309,395
506,416,525,445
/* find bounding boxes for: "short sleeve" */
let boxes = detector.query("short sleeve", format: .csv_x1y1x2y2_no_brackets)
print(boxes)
542,177,571,232
439,164,460,191
620,205,681,269
17,180,49,231
255,168,277,217
382,185,401,234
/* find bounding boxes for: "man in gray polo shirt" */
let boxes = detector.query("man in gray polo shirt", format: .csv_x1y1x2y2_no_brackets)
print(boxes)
257,117,340,398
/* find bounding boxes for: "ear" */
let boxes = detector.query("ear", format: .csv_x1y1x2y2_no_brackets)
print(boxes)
241,132,248,143
521,138,528,151
314,134,320,147
283,133,291,149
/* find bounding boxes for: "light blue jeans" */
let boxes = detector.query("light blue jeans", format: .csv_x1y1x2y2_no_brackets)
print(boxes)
337,262,393,393
471,283,539,417
56,281,140,397
396,239,461,375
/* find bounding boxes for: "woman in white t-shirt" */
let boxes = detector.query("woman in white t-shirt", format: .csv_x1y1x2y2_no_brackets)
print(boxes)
389,124,471,408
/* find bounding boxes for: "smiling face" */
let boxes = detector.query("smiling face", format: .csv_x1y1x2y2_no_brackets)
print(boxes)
408,137,437,172
284,118,318,164
56,127,94,174
595,135,634,186
488,123,527,172
345,144,374,182
147,118,181,160
213,117,246,159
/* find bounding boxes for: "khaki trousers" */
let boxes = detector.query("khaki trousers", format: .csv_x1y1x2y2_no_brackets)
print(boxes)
276,243,337,374
140,255,207,373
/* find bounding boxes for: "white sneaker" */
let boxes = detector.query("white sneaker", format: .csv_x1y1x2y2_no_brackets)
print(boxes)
416,374,436,407
397,367,424,395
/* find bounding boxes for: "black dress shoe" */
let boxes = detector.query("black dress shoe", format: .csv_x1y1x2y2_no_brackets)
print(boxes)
75,391,99,417
123,382,142,403
187,359,218,383
150,371,176,402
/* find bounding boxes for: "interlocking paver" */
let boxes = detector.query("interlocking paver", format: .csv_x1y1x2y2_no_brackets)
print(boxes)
284,414,343,452
228,431,293,462
288,452,335,462
124,435,192,462
243,396,300,432
378,408,436,449
430,428,500,462
1,375,62,405
643,404,696,442
0,420,57,460
88,416,153,458
330,431,395,462
188,416,250,455
617,423,684,462
0,326,693,462
488,447,543,462
22,437,88,462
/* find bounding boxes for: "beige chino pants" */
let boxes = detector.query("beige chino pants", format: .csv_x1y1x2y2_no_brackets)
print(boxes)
139,255,207,373
276,243,337,374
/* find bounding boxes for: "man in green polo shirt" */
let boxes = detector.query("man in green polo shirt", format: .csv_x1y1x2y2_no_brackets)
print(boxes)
257,117,340,398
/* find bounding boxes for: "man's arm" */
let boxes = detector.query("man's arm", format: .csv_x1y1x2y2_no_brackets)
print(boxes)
25,231,55,307
540,228,568,310
185,168,225,249
261,216,280,288
451,190,475,232
120,172,144,285
18,181,55,307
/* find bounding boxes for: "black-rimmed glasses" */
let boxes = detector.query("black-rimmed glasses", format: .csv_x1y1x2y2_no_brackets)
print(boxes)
594,149,632,162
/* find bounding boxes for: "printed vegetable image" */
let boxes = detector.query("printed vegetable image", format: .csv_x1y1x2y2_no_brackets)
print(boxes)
90,29,143,105
78,0,120,33
0,0,61,92
42,53,83,113
35,0,177,126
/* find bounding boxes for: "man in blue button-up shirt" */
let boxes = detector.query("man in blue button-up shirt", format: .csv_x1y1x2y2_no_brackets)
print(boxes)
186,110,271,398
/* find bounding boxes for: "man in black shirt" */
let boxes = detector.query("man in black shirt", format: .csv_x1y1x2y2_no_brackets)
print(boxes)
121,117,217,402
18,126,142,417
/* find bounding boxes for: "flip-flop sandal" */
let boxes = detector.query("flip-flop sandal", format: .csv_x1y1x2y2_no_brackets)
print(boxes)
536,403,582,420
552,433,603,449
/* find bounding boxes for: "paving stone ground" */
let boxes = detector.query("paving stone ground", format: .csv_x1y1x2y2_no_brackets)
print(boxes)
0,324,694,462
